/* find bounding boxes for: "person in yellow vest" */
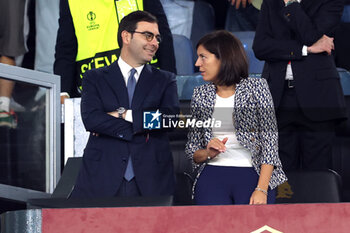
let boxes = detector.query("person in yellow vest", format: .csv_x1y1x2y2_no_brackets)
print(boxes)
54,0,176,100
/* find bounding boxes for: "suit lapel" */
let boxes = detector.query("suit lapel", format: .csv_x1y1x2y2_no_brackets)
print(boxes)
300,0,319,11
103,62,129,108
131,64,156,109
277,0,284,8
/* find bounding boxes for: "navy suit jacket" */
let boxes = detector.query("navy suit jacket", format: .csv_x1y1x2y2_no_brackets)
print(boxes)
71,62,179,198
253,0,347,121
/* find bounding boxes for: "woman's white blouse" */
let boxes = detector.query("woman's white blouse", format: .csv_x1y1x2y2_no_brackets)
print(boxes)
209,94,253,167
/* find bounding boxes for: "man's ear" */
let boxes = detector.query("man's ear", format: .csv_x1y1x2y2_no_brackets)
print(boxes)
121,30,131,45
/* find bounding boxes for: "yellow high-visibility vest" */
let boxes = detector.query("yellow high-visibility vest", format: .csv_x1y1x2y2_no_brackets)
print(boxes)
68,0,157,88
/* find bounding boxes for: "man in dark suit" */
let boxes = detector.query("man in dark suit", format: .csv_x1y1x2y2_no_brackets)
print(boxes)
253,0,347,170
71,11,179,198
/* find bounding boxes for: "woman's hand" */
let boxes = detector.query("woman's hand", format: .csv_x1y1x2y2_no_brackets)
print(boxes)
206,137,228,159
193,137,228,163
249,164,274,205
249,190,267,205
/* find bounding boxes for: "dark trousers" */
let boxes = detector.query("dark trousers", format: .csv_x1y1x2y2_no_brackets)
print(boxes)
194,165,276,205
115,178,141,197
277,83,336,171
225,4,260,32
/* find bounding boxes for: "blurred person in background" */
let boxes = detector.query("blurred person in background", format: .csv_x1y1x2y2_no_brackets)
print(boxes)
253,0,347,170
202,0,262,30
160,0,194,39
226,0,262,32
0,0,28,128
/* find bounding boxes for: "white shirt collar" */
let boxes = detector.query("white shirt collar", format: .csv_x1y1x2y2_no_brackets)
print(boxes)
118,57,145,85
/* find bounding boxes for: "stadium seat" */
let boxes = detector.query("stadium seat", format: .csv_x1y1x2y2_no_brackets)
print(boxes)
51,157,82,198
336,68,350,137
176,74,206,100
338,68,350,96
231,31,264,74
332,68,350,201
26,157,80,207
341,5,350,22
275,169,342,203
27,157,175,208
172,34,195,75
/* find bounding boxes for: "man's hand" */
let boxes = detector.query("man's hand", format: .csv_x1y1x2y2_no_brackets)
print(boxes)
308,35,334,55
60,94,69,104
230,0,252,9
107,111,126,119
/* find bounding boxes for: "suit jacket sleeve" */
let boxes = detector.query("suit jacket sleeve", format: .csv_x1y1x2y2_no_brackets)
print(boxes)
131,72,180,133
256,79,281,167
80,70,134,141
253,0,304,62
281,0,344,46
54,0,78,96
253,0,344,62
144,0,177,73
185,87,205,171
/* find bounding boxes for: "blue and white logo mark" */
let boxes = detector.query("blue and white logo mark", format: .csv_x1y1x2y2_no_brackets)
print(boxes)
143,110,162,129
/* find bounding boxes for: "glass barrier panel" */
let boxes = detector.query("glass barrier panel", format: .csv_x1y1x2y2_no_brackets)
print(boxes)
0,64,60,196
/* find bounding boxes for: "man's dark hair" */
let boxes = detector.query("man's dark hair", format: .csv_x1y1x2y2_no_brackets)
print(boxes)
196,30,249,86
117,10,158,48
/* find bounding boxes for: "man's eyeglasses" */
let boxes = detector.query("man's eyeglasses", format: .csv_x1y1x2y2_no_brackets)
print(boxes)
129,31,162,44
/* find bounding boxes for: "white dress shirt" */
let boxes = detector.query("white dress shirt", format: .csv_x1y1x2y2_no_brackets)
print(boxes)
285,0,308,81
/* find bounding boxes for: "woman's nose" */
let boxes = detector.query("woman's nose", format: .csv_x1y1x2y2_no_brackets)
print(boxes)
195,57,201,67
